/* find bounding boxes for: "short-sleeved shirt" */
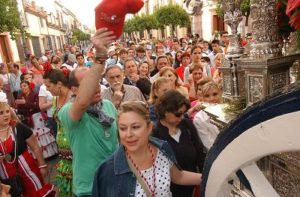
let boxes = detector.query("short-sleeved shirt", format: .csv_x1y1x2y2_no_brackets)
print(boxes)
58,99,119,196
15,123,33,154
38,84,53,117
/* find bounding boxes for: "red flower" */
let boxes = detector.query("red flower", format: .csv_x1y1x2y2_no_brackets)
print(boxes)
286,0,300,16
277,1,283,11
289,10,300,29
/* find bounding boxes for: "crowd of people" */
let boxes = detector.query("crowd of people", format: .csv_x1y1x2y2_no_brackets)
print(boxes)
0,28,252,197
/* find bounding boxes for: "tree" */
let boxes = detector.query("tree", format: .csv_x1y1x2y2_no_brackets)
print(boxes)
216,0,251,26
137,14,159,36
124,19,135,34
154,4,191,37
72,29,90,41
0,0,22,37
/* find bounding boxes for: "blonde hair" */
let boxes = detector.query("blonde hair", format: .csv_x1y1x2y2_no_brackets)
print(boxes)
148,77,169,104
196,77,212,94
0,102,8,110
0,102,18,123
202,81,220,96
118,101,150,124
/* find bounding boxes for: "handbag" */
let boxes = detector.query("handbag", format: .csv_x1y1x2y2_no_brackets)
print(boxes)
1,127,23,197
2,175,23,197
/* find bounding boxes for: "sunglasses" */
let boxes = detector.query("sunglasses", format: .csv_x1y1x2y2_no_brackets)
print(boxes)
173,111,185,117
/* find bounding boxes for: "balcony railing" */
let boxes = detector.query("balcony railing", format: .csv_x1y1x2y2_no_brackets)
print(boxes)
23,0,47,18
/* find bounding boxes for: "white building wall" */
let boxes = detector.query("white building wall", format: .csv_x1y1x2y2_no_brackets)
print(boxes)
201,7,213,41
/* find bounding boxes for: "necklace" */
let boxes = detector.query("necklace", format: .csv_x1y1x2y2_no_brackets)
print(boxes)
126,144,156,197
0,127,17,164
0,126,9,132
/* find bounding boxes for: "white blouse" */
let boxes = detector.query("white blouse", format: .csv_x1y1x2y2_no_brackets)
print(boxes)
135,150,173,197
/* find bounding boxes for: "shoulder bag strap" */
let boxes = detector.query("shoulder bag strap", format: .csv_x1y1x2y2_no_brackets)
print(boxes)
126,157,152,197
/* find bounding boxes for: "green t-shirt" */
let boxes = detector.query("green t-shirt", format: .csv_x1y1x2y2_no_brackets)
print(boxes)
58,99,119,196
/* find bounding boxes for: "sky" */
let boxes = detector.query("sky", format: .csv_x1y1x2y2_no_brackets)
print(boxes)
61,0,100,28
32,0,100,27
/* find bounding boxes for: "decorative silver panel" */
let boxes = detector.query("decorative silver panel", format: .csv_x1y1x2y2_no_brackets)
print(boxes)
248,75,264,104
270,72,287,93
270,152,300,197
250,0,281,58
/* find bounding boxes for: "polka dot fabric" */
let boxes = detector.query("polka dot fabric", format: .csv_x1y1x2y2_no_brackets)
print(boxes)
135,150,173,197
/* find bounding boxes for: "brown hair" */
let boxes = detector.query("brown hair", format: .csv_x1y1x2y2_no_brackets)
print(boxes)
159,67,180,87
189,63,203,73
148,77,169,104
155,90,190,120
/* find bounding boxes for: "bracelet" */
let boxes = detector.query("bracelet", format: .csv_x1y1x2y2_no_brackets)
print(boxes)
38,164,48,169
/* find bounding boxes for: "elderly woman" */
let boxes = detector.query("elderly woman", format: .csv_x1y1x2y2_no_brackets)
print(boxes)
0,92,55,196
92,101,202,197
153,90,206,197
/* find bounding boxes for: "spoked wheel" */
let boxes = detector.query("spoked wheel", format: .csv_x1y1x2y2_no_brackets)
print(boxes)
201,83,300,197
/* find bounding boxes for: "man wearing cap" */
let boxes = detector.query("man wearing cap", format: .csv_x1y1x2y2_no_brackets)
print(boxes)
58,28,119,197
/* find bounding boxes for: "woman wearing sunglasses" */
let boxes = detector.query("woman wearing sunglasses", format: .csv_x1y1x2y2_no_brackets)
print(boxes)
153,90,206,197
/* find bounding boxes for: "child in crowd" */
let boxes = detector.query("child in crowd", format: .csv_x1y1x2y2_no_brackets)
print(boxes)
187,77,212,120
193,81,222,150
148,77,173,124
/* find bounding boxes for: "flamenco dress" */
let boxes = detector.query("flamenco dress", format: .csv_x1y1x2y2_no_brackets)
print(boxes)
53,97,73,197
0,125,55,197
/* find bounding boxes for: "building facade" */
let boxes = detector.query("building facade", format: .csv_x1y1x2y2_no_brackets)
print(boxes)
0,0,88,64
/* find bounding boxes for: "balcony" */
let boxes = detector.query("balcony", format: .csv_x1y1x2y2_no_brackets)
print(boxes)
23,0,47,18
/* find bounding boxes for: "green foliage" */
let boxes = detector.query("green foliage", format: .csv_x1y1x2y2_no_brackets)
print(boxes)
240,0,251,15
124,19,135,33
216,0,251,18
154,4,190,28
0,0,22,38
125,4,190,35
216,0,224,18
125,14,159,33
138,14,159,31
72,29,90,41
